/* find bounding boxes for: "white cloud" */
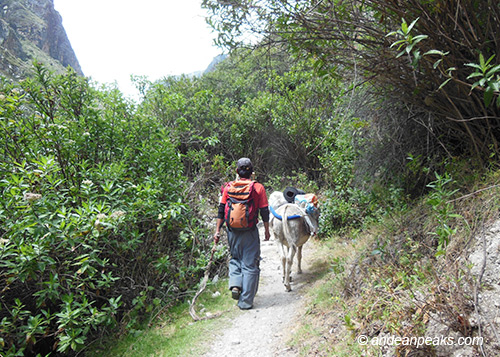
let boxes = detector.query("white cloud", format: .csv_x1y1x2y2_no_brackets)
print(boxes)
54,0,221,98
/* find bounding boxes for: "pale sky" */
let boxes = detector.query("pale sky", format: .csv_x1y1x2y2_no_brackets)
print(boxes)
53,0,222,98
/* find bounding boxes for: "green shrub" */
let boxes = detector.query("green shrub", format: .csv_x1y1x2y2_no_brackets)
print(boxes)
0,65,213,355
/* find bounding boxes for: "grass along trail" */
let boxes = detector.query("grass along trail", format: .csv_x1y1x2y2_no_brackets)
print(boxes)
202,225,324,357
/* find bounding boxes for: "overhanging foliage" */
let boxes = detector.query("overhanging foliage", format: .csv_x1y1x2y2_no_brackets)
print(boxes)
203,0,500,161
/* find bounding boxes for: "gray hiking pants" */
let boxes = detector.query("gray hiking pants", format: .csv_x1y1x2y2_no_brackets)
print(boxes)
227,226,260,309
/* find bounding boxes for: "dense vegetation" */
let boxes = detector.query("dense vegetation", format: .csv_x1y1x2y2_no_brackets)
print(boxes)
0,0,499,355
203,0,500,178
0,50,372,355
0,64,219,355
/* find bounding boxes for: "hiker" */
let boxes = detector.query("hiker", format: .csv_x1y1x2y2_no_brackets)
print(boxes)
213,157,271,310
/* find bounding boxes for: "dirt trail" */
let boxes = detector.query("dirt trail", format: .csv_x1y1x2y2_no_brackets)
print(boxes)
203,226,320,357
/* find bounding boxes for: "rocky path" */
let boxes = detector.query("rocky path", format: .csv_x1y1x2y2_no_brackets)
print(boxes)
203,228,319,357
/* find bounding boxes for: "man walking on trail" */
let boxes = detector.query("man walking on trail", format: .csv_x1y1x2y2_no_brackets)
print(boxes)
214,158,271,310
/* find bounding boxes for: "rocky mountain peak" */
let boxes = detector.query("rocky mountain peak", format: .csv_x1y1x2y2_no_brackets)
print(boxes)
0,0,82,79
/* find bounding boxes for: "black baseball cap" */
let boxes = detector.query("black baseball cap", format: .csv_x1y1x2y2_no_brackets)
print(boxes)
236,157,253,171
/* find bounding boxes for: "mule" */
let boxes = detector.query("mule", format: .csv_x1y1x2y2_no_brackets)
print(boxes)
270,202,319,291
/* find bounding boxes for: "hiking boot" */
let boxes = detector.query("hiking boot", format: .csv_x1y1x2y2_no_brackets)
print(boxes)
231,287,241,300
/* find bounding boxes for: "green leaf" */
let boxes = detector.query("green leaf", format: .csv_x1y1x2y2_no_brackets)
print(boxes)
433,58,443,69
467,72,484,79
465,63,482,71
484,86,495,107
435,249,445,257
412,34,428,44
490,81,500,92
485,54,496,66
486,65,500,78
424,49,445,56
479,53,486,67
390,39,407,49
438,78,453,90
407,17,420,33
470,80,482,91
406,42,415,54
396,49,407,58
401,18,408,34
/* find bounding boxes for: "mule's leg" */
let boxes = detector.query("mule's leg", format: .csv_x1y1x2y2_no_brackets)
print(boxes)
297,245,303,274
279,244,287,283
284,246,296,292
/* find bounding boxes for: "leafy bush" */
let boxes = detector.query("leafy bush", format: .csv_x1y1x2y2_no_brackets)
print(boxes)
426,172,462,256
0,65,214,355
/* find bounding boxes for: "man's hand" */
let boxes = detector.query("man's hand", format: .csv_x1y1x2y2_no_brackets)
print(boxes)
214,218,224,244
264,229,271,241
263,221,271,241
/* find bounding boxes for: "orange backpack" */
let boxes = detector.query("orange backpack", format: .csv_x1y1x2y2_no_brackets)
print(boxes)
224,180,258,230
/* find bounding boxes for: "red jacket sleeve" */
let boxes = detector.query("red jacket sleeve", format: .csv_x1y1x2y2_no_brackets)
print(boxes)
254,182,268,209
